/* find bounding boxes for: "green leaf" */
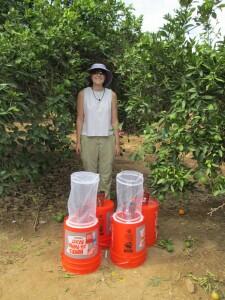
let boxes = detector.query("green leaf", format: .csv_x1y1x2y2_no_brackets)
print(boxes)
207,104,214,111
158,239,174,253
157,178,166,184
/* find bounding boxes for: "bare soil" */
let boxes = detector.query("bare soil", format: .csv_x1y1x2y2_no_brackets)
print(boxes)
0,135,225,300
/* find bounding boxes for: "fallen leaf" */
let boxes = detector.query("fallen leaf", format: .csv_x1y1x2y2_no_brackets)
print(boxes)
185,278,195,294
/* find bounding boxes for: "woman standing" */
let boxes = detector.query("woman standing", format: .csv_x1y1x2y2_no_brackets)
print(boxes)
75,63,120,198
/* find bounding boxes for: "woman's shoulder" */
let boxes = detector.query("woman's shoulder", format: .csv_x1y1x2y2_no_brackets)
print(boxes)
110,89,117,99
106,88,116,96
81,87,90,92
78,87,90,96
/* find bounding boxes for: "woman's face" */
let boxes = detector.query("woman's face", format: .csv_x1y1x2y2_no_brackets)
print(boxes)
91,69,106,86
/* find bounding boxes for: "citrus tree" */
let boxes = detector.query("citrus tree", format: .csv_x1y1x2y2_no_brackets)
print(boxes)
0,0,142,193
115,0,225,199
1,0,225,201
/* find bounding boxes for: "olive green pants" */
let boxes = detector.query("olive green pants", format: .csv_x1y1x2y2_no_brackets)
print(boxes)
81,135,115,198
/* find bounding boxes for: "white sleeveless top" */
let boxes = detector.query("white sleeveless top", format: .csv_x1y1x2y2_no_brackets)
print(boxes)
81,87,113,136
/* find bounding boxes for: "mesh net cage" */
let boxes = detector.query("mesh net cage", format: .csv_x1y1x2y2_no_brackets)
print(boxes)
67,172,99,227
115,170,144,222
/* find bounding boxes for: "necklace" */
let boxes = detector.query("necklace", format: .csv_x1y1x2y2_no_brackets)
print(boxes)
91,88,105,102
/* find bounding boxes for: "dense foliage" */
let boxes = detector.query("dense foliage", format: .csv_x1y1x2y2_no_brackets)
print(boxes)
116,0,225,199
0,0,141,193
1,0,225,199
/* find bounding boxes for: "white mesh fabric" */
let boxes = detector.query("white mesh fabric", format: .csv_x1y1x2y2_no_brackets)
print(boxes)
116,170,144,222
68,172,99,227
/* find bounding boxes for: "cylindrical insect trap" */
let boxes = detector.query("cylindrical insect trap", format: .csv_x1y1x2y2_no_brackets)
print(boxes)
110,170,147,268
61,172,101,274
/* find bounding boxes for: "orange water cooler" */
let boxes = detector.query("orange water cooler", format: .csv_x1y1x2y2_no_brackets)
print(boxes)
96,192,114,249
61,172,101,274
110,171,147,268
142,191,159,247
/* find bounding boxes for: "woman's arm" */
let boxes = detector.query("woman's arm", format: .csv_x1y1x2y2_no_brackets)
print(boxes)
75,90,84,154
111,91,120,156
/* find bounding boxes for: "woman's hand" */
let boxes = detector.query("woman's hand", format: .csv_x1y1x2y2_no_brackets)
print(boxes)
76,141,81,155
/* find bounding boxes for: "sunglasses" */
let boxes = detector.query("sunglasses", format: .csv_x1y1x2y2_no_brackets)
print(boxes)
91,69,106,76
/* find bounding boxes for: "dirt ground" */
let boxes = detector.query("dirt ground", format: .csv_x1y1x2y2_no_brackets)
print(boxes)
0,136,225,300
